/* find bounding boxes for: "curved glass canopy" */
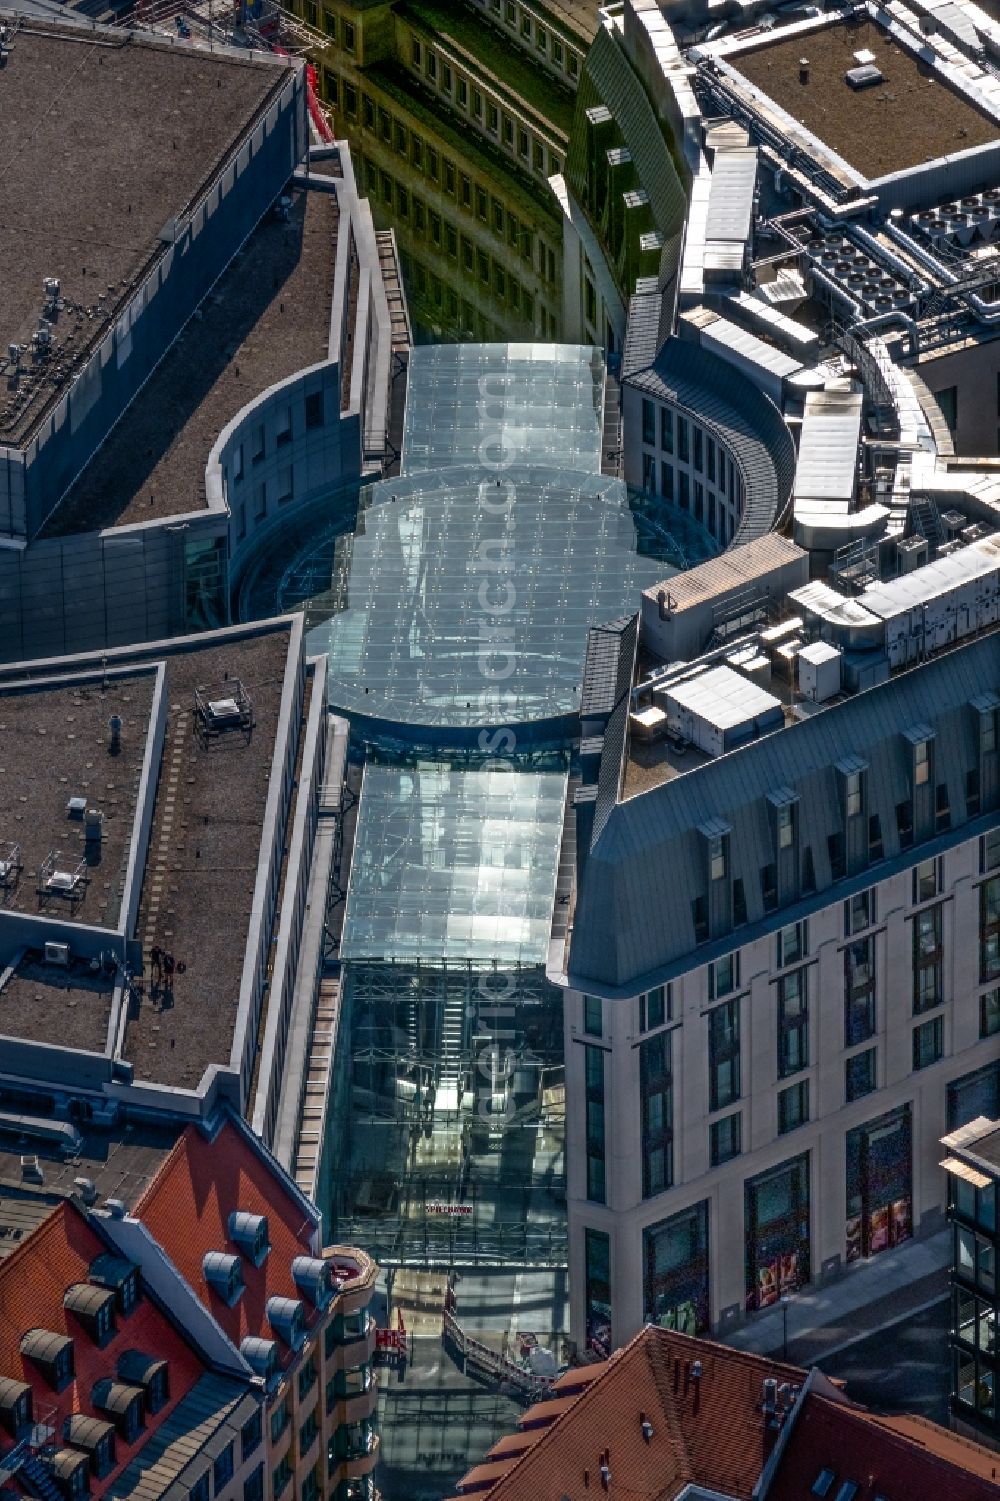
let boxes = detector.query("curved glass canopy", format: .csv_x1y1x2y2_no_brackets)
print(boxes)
312,465,682,731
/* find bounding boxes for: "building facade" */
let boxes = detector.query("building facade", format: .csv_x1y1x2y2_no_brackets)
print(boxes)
941,1115,1000,1447
289,0,586,342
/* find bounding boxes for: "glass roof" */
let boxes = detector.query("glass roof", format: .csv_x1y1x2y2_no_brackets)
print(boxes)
317,464,680,731
340,763,569,965
401,343,606,475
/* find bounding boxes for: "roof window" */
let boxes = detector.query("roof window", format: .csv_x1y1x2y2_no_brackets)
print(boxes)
0,1375,32,1437
228,1211,269,1267
240,1336,280,1384
20,1329,74,1391
203,1251,245,1306
63,1414,116,1477
117,1351,169,1415
64,1283,116,1347
291,1256,333,1309
811,1471,836,1497
91,1380,144,1444
266,1296,306,1350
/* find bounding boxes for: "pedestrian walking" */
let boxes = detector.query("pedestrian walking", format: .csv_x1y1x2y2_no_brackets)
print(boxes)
163,951,176,985
149,945,162,983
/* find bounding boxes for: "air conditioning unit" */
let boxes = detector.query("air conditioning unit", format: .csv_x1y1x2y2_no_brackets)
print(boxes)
44,941,71,967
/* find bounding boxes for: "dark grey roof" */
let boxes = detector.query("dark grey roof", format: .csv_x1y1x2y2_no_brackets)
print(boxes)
580,617,636,719
625,338,796,546
570,631,1000,993
622,285,666,380
105,1374,250,1501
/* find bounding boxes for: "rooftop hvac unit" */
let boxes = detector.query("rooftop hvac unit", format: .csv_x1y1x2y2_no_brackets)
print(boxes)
897,536,928,574
962,523,993,545
941,509,966,539
846,64,883,90
44,942,71,967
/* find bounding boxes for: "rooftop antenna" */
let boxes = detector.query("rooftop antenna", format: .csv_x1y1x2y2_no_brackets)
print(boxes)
108,715,122,755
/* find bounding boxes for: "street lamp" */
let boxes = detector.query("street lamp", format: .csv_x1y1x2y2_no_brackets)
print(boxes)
780,1294,791,1362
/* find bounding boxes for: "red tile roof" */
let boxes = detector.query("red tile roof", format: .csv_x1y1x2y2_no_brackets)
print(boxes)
134,1117,320,1367
0,1201,205,1497
456,1327,807,1501
768,1391,1000,1501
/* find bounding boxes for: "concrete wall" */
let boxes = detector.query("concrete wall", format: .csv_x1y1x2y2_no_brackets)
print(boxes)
567,823,1000,1347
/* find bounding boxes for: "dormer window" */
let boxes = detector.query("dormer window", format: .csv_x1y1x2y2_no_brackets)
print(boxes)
21,1329,74,1392
0,1376,32,1438
228,1211,270,1268
64,1284,116,1348
88,1254,140,1318
117,1352,169,1416
266,1296,306,1351
91,1381,144,1444
51,1447,91,1498
291,1256,333,1309
203,1252,245,1307
64,1415,116,1478
240,1336,280,1385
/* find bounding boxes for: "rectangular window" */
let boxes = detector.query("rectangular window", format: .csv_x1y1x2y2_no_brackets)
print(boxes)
913,857,940,904
640,1030,673,1198
585,1229,611,1356
914,739,931,786
709,835,726,882
761,862,778,913
981,875,1000,982
777,922,806,968
251,424,265,464
844,888,875,936
982,829,1000,872
982,987,1000,1038
411,34,421,66
913,1015,943,1070
896,799,913,850
426,50,437,81
708,999,740,1112
845,936,876,1046
845,1048,877,1102
660,462,674,502
777,802,794,849
275,404,292,447
693,427,703,473
441,62,452,93
677,417,690,464
660,406,673,453
869,813,884,862
913,904,943,1014
584,994,602,1037
585,1045,606,1204
643,1203,709,1333
232,442,244,484
827,832,846,881
639,985,669,1032
710,1111,741,1166
777,968,808,1078
642,399,656,447
241,1411,262,1463
709,952,739,1000
778,1080,809,1134
472,87,483,118
678,472,690,510
244,1466,264,1501
213,1444,234,1493
305,392,323,430
846,770,862,818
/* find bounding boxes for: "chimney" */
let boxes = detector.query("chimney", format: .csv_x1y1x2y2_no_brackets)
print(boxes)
640,1412,653,1443
762,1378,778,1417
799,56,810,84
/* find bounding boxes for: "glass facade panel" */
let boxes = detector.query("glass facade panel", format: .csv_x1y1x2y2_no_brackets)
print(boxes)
745,1154,810,1311
845,1105,911,1262
341,765,567,966
643,1202,709,1333
585,1228,611,1357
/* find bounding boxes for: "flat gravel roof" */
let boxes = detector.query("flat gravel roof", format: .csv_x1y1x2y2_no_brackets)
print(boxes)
44,187,338,534
0,20,288,447
734,16,1000,179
